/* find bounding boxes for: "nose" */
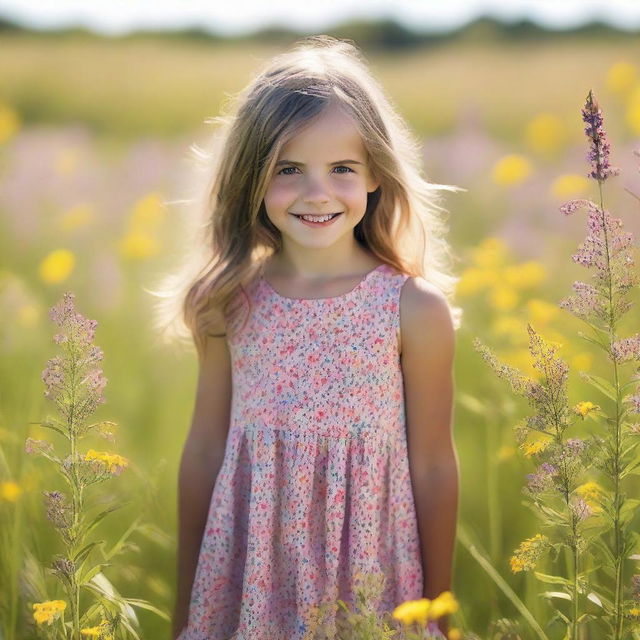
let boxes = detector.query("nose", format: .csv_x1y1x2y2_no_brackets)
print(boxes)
302,174,330,205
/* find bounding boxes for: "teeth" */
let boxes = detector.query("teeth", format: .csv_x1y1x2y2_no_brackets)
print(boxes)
300,214,336,223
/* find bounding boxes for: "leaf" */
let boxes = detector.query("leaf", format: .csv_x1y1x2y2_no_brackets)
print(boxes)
587,592,603,607
124,598,171,621
83,504,127,537
79,563,111,586
579,372,617,402
73,540,104,565
541,591,572,601
534,572,573,587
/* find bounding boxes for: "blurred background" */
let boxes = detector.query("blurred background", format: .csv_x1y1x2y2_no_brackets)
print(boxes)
1,1,640,638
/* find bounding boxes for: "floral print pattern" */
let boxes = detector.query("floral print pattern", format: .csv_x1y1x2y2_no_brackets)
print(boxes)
177,263,423,640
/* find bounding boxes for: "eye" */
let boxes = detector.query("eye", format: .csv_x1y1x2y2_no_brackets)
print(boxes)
277,166,300,176
333,166,354,174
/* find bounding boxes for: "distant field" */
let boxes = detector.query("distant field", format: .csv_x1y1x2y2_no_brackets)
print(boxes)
0,34,637,141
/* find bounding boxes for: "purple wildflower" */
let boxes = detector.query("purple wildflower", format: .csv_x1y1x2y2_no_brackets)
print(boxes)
570,497,593,522
581,90,620,182
558,199,636,326
526,462,558,494
611,334,640,364
43,490,72,530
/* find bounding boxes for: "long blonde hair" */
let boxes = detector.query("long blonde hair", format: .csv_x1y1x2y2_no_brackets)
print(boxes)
150,35,465,362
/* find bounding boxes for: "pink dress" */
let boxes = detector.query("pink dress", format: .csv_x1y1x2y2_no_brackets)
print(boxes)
178,262,423,640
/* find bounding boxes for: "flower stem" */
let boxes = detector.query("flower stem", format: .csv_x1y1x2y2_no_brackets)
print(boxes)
597,180,624,640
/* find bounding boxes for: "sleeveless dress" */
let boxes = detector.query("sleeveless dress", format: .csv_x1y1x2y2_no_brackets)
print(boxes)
177,262,424,640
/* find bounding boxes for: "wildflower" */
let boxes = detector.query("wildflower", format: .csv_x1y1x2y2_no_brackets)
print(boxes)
611,333,640,364
574,401,600,419
526,299,557,326
428,591,460,620
526,112,566,155
551,174,589,198
32,600,66,625
0,480,22,502
606,61,636,95
25,437,55,457
447,629,462,640
581,90,620,182
471,237,510,269
393,598,430,626
81,620,113,638
0,103,20,143
84,449,129,476
520,437,551,458
492,154,532,186
51,555,75,585
43,490,72,530
118,230,161,259
631,574,640,601
575,481,604,502
509,533,548,573
526,462,558,495
39,249,75,284
627,607,640,619
627,394,640,415
570,497,593,521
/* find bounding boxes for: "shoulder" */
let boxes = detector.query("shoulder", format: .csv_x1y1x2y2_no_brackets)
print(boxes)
399,276,455,361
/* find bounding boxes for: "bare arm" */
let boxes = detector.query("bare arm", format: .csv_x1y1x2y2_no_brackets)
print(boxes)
400,278,459,635
173,331,233,639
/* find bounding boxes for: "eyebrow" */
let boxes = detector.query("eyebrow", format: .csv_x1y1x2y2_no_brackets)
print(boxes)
275,159,364,167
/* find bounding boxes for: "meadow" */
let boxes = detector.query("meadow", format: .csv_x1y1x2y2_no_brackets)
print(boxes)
1,33,640,639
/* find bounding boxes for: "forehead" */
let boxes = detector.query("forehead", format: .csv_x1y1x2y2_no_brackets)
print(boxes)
278,105,366,159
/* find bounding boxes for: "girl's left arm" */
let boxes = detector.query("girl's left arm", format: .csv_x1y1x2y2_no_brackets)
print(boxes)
400,277,459,604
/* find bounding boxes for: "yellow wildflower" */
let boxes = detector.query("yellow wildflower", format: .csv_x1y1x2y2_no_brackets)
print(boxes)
0,103,20,144
471,237,510,269
118,230,161,259
32,600,66,625
0,480,22,502
606,61,636,95
84,449,129,475
428,591,459,620
551,174,589,198
574,401,600,419
509,534,548,573
488,286,518,312
448,629,463,640
628,607,640,618
519,438,551,458
492,154,532,186
503,261,547,289
130,192,165,229
627,86,640,136
575,481,604,503
526,299,558,325
455,267,497,297
525,113,566,156
570,352,593,372
38,249,75,284
392,598,430,625
81,619,113,639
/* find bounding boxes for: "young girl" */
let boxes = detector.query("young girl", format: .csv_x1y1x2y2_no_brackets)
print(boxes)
160,35,463,640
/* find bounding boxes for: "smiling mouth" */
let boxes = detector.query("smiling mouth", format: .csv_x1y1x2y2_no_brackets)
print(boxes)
290,212,343,220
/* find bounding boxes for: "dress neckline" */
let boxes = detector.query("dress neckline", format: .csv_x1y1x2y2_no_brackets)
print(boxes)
260,263,387,303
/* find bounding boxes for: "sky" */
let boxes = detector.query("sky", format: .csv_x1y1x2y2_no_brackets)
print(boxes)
1,0,640,36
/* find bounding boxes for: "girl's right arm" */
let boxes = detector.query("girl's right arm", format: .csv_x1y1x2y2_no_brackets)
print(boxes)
173,330,232,639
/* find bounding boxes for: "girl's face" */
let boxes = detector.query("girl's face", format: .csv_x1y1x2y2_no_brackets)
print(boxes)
263,105,380,252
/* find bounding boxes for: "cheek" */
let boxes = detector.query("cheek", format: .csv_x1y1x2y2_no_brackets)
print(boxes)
263,181,293,213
